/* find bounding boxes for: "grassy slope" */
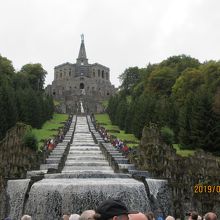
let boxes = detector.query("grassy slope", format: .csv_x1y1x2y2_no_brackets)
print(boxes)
95,113,139,147
95,113,196,157
173,144,195,157
32,113,68,149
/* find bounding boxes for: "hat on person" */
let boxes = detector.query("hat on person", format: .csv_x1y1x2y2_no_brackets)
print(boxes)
95,199,137,220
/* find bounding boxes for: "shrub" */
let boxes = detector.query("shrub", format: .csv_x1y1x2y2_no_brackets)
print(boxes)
160,126,174,145
23,131,38,151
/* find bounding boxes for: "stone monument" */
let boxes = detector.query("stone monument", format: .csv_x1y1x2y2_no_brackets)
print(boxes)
46,34,115,113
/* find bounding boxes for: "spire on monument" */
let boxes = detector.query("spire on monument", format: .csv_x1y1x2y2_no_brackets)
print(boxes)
77,34,88,64
81,34,84,42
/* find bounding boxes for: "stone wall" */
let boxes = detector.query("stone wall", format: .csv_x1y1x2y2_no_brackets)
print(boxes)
0,123,42,218
129,124,220,219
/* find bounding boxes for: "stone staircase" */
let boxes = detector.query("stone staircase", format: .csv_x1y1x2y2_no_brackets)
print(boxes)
62,117,114,174
27,114,149,179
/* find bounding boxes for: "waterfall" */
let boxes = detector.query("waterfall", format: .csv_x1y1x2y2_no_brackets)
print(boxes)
80,101,84,113
146,179,172,217
6,179,31,219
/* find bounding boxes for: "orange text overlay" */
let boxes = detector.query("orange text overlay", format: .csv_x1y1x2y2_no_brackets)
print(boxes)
194,185,220,193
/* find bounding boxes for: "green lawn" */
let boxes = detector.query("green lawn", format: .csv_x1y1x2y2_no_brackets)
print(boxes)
95,113,139,147
32,113,68,149
173,144,195,157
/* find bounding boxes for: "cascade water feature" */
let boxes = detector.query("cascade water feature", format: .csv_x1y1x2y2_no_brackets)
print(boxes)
5,115,171,220
80,101,84,113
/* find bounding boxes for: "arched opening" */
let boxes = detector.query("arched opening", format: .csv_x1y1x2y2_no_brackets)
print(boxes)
80,83,84,89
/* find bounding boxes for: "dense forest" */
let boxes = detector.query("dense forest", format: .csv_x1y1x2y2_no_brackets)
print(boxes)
0,54,54,140
107,55,220,153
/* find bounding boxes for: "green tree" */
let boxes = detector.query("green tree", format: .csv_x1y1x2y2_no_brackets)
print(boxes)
145,66,177,96
178,92,195,149
119,67,141,93
20,63,47,91
160,55,200,74
107,95,120,124
0,54,15,78
0,79,17,139
202,61,220,93
115,98,128,130
124,100,136,133
132,94,156,138
161,126,174,145
190,87,212,149
172,68,204,107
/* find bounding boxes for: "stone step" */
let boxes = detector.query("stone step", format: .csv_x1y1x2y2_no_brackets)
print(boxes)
40,164,58,170
46,158,61,164
65,161,109,166
48,155,63,159
66,155,105,159
56,143,68,146
128,170,151,177
108,151,123,155
72,147,98,151
26,170,47,178
118,164,136,170
63,166,112,171
69,147,99,150
50,151,65,155
54,145,67,148
68,151,102,155
73,140,94,142
52,149,66,153
113,158,129,164
44,173,132,179
61,169,114,173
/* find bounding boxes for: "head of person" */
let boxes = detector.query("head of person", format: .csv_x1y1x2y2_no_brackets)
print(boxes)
146,212,155,220
165,216,175,220
129,212,148,220
80,210,96,220
63,214,70,220
94,199,136,220
204,212,217,220
187,211,198,220
197,216,202,220
69,214,80,220
21,215,32,220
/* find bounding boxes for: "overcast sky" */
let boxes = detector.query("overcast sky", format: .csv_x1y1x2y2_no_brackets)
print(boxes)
1,0,220,87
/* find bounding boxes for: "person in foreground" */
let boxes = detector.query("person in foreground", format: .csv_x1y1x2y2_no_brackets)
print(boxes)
204,212,217,220
21,215,32,220
94,199,137,220
129,212,148,220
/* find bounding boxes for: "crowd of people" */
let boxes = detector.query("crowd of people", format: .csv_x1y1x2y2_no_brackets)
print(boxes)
97,125,131,157
6,198,217,220
44,115,73,152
